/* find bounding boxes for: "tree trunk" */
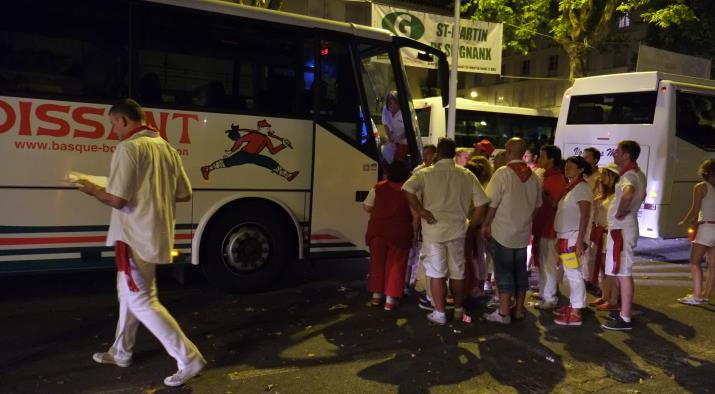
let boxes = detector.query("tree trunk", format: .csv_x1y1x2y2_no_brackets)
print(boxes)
564,42,589,81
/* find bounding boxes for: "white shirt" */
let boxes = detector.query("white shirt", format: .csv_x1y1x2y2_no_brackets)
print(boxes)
381,107,407,145
363,187,376,207
595,194,615,228
403,159,489,243
699,182,715,222
485,160,542,248
607,167,646,229
106,131,191,264
555,181,593,236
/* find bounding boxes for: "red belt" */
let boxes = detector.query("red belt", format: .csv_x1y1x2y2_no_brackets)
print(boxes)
610,229,623,275
557,238,571,254
698,221,715,224
115,240,140,292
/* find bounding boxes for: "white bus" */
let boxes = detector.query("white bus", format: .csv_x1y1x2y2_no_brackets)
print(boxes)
413,96,558,148
0,0,447,291
554,71,715,239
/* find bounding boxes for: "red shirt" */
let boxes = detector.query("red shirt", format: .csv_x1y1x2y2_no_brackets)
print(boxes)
365,180,413,249
231,131,285,155
532,167,567,238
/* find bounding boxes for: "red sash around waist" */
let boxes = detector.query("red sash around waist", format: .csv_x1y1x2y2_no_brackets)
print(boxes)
115,241,140,292
610,229,623,275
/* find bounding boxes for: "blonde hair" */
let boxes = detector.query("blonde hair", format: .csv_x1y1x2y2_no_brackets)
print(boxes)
698,159,715,180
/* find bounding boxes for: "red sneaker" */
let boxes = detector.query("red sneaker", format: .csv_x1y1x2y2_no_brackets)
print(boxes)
201,166,210,180
554,312,582,326
384,301,398,311
553,305,571,317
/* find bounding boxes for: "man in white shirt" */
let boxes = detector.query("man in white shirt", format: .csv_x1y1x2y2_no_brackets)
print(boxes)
482,138,543,324
77,99,205,386
602,140,646,331
403,138,490,324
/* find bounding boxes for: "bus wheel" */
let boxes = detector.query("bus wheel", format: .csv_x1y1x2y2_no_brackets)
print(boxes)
200,201,296,293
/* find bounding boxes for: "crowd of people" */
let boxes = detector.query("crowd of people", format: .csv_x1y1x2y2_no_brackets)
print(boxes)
361,134,715,332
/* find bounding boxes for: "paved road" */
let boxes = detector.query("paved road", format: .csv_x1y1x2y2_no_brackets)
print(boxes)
1,240,715,393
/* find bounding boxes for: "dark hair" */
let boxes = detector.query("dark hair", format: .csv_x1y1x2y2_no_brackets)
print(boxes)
618,140,641,161
698,159,715,180
109,98,145,122
387,160,410,182
566,155,593,176
525,144,540,155
583,147,601,162
540,145,563,169
437,137,456,159
422,144,437,154
465,156,493,185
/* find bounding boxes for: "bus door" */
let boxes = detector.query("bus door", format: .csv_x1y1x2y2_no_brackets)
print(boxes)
308,36,381,258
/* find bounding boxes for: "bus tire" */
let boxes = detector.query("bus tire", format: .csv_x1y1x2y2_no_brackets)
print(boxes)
199,200,297,293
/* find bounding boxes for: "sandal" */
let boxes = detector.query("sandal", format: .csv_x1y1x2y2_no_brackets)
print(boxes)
589,298,605,307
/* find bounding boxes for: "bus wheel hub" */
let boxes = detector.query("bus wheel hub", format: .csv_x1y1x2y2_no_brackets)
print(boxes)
222,225,270,273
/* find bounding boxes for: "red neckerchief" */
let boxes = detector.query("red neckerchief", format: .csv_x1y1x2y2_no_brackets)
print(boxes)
619,161,639,176
564,176,585,195
508,162,532,182
543,167,561,178
123,125,158,141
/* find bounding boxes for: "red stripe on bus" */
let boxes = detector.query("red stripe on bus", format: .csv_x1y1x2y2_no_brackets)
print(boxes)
0,236,107,245
0,233,193,245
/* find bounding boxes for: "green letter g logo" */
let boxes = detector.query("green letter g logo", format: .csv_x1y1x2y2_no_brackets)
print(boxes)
381,12,425,40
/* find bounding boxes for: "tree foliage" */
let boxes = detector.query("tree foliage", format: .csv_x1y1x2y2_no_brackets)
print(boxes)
464,0,696,80
644,0,715,77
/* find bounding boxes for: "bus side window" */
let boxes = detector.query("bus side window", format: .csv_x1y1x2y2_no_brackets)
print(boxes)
133,3,305,116
317,40,362,142
1,0,128,100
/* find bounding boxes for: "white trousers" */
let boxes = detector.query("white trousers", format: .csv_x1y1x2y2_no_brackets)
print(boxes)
537,238,561,304
559,231,586,309
108,253,203,370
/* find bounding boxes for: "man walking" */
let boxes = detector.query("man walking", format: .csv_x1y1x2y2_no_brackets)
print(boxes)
77,99,206,386
482,138,542,323
602,140,646,331
403,138,490,324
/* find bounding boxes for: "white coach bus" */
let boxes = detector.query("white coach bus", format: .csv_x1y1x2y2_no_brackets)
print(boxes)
554,71,715,239
413,96,558,148
0,0,447,291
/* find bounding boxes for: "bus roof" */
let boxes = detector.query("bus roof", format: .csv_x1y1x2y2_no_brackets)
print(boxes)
413,96,558,117
569,71,715,95
149,0,393,42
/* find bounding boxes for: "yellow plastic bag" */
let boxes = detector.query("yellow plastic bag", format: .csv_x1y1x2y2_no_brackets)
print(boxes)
560,252,580,269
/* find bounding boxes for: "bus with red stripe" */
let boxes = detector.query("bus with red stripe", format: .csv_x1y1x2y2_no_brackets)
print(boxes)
0,0,447,291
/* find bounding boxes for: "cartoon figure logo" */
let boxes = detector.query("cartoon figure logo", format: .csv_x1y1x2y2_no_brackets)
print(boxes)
201,119,299,182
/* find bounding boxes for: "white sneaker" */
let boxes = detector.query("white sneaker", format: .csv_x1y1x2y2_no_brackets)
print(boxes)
92,352,131,368
164,357,206,387
677,295,707,305
426,311,447,325
483,309,511,324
